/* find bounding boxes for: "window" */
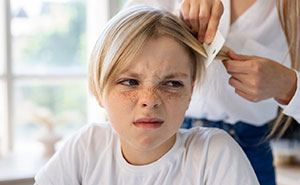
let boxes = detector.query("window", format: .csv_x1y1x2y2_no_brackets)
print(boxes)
0,0,127,158
10,0,88,155
0,81,5,155
0,0,9,155
0,0,131,181
0,0,89,157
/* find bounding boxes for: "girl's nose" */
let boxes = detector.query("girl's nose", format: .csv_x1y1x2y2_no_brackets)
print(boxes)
139,88,162,109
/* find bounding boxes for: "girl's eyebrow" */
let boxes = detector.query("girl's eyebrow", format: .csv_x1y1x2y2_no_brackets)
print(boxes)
121,71,141,78
163,73,188,79
121,70,189,79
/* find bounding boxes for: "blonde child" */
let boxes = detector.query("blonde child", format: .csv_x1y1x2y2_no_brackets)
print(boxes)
34,6,259,185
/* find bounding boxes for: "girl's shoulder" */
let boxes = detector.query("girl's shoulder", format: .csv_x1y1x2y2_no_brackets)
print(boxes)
178,127,240,156
178,126,230,143
74,122,116,146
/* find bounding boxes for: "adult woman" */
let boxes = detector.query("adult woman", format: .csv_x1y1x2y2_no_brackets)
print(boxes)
124,0,300,185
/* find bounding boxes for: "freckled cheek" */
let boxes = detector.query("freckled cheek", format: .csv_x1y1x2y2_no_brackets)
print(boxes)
163,88,192,100
118,90,139,102
109,90,139,106
105,91,139,126
162,91,192,109
108,89,191,109
161,92,191,129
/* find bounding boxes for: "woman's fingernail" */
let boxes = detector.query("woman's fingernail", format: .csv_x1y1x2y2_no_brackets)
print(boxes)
198,36,204,42
204,35,211,43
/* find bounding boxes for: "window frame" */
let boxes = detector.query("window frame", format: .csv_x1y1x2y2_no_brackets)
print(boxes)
1,0,13,154
0,0,124,155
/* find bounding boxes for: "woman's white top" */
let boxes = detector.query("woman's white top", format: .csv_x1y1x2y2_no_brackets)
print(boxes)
35,123,259,185
125,0,300,125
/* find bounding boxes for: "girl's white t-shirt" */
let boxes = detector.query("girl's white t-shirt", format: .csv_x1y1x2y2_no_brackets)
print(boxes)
124,0,300,125
35,123,259,185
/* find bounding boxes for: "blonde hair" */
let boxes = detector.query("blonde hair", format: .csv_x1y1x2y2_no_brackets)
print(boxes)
268,0,300,139
89,6,214,100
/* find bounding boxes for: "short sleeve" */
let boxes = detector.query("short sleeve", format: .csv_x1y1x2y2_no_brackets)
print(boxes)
204,130,259,185
34,127,88,185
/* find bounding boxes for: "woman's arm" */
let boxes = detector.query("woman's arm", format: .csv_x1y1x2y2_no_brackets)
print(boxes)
222,51,297,104
223,51,300,123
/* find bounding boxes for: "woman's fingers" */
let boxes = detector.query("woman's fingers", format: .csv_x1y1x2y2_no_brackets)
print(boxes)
204,1,223,43
224,53,297,104
222,59,252,74
235,89,259,102
189,2,200,33
180,0,224,42
229,76,262,102
227,51,256,60
229,76,244,91
180,1,191,27
198,1,210,41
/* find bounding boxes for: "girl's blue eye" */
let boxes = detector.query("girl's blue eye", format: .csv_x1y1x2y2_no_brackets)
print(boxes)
120,79,139,86
165,81,183,87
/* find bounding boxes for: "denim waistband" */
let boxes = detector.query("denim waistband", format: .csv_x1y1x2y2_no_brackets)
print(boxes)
182,117,270,146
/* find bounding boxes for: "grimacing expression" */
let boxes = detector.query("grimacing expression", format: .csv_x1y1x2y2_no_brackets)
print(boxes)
100,36,195,156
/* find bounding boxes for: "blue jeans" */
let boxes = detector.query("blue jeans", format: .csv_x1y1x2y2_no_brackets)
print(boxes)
182,117,275,185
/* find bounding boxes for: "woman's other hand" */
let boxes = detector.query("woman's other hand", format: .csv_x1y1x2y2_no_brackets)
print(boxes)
180,0,224,43
223,51,297,105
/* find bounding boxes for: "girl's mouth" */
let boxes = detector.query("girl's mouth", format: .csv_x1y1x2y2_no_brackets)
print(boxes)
133,117,164,129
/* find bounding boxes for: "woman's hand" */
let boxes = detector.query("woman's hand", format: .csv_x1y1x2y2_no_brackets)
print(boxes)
223,51,297,105
180,0,224,43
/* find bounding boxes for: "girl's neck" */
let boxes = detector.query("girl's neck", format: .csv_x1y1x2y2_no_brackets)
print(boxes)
120,135,176,165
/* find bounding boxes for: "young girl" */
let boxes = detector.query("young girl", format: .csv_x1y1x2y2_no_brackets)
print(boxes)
34,6,259,185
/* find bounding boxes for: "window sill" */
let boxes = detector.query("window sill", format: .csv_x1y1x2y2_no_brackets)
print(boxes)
0,152,50,185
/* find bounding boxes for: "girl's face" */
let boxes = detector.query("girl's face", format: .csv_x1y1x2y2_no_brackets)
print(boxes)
101,36,194,164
